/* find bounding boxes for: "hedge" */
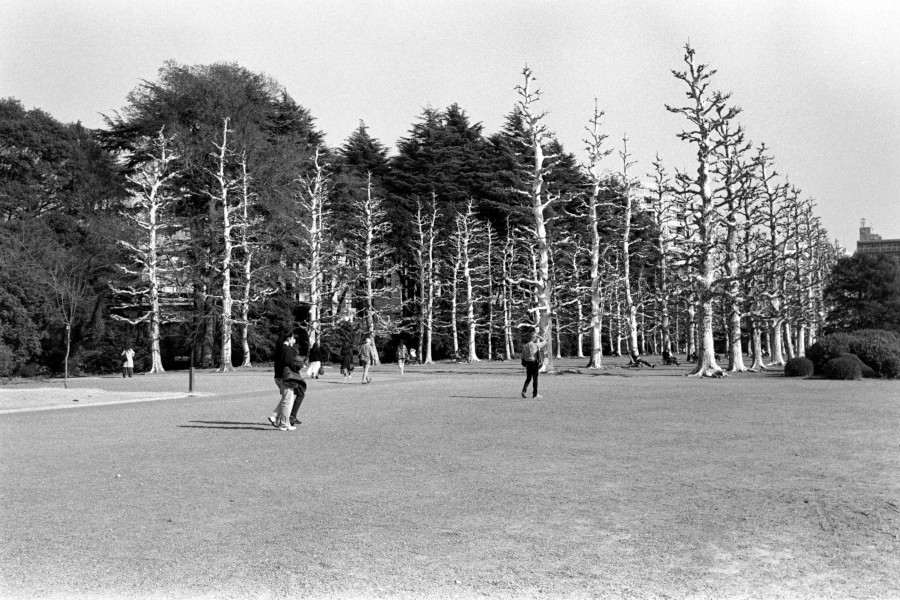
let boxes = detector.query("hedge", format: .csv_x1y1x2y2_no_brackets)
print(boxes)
824,356,862,380
784,357,814,377
806,329,900,379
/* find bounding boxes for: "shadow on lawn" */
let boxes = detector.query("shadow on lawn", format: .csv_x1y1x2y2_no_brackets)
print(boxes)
179,420,272,431
448,395,516,399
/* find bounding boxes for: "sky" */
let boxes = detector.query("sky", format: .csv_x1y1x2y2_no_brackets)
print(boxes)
2,0,898,249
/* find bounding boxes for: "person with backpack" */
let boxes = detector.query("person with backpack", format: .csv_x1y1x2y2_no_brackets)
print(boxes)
520,331,548,398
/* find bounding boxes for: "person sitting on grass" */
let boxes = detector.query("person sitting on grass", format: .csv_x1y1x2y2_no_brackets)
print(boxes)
629,351,655,368
662,348,680,366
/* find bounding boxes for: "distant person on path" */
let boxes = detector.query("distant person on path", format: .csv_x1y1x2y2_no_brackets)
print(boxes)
340,343,354,379
520,332,547,399
409,347,417,364
306,341,322,379
396,340,408,375
269,331,298,431
121,347,135,378
359,336,377,384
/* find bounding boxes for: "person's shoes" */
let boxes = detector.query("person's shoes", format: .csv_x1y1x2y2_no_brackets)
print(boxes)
533,394,543,398
290,419,300,426
279,424,296,431
521,391,527,398
651,364,656,368
268,415,278,428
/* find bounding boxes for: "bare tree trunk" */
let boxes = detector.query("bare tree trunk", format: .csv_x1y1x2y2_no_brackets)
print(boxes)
210,119,235,372
518,67,555,372
502,230,514,361
783,321,795,361
147,197,164,374
767,318,785,366
686,301,697,361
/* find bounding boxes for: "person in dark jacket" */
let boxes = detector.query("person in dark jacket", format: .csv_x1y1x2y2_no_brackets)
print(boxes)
340,343,354,379
268,332,298,431
306,341,322,379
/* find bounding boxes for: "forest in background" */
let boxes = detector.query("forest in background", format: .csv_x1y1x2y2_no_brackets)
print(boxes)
4,45,894,381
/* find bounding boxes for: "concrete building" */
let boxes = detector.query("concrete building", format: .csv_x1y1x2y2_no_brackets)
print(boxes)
856,220,900,258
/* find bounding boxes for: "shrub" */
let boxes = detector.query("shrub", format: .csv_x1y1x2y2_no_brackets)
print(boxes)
784,357,814,377
839,353,876,379
846,330,900,380
823,356,862,380
806,333,855,375
807,329,900,379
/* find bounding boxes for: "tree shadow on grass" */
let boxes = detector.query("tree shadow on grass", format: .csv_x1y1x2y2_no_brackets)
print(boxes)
179,420,272,431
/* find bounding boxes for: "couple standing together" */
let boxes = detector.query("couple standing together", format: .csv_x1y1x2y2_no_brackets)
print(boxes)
270,331,307,431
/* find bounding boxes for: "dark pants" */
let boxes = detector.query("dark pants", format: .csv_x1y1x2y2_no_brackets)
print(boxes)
289,380,307,425
522,361,539,396
122,367,133,378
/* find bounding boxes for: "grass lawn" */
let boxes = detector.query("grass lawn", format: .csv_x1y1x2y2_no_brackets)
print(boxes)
1,357,898,599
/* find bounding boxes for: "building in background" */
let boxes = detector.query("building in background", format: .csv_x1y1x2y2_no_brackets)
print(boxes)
856,220,900,258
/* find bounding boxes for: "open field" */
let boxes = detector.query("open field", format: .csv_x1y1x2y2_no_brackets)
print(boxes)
1,357,899,599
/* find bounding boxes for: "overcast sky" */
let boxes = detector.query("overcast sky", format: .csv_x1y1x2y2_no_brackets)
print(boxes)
2,0,898,248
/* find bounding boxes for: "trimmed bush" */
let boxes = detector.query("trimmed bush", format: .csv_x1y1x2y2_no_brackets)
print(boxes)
846,330,900,380
784,357,814,377
807,329,900,379
839,353,876,379
806,333,854,375
824,356,862,380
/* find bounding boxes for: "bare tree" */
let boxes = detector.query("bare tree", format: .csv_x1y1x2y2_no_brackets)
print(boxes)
204,118,239,372
111,129,181,373
666,44,741,377
515,66,557,372
616,136,644,364
582,100,613,368
413,194,439,364
350,173,393,337
456,198,484,361
647,155,676,358
296,146,331,348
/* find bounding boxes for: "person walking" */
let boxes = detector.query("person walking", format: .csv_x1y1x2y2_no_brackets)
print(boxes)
306,341,322,379
520,331,547,399
359,335,377,384
269,331,298,431
287,350,308,427
396,340,408,375
121,346,135,378
340,343,354,379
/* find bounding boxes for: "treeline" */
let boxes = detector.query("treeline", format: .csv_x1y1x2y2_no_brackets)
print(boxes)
0,46,848,379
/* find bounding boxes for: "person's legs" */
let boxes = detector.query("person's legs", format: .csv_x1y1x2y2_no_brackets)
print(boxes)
362,363,370,383
522,364,534,397
289,381,306,425
122,366,127,378
530,363,540,397
272,379,294,429
398,359,404,375
127,367,133,378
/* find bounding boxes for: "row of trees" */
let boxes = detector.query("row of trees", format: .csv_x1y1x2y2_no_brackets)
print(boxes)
1,46,854,380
